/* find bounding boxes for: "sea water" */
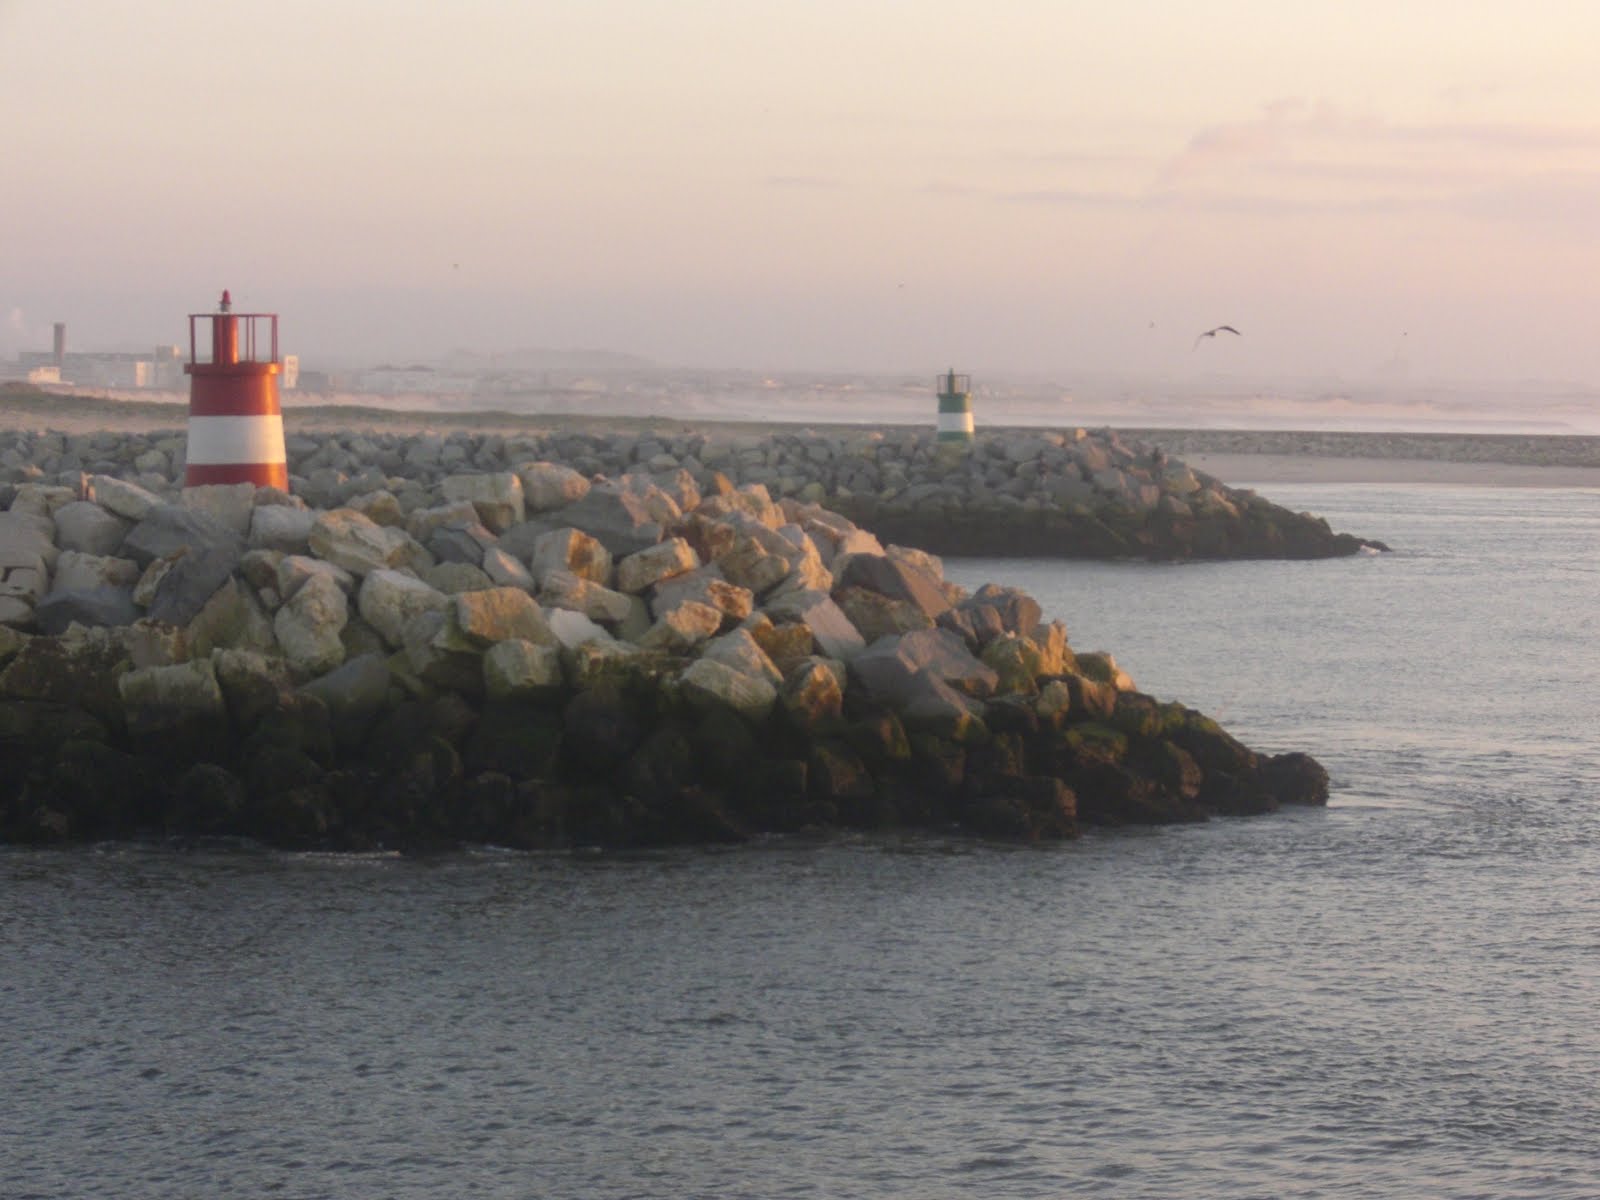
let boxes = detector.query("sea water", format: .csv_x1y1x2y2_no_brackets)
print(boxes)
3,484,1599,1199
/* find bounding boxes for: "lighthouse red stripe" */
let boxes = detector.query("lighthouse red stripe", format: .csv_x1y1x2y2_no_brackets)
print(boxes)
187,392,283,417
184,462,289,488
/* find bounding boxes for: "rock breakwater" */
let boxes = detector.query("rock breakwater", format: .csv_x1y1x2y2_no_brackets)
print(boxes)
1,422,1378,562
0,424,1331,849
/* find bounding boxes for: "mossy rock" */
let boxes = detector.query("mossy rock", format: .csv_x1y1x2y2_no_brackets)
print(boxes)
1110,692,1164,738
1062,723,1129,768
842,706,911,765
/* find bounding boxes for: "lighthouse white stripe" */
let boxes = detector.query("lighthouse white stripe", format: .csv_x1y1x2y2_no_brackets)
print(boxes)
937,411,975,436
185,415,287,465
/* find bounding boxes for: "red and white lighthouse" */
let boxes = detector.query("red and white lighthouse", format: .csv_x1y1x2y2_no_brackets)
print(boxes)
182,290,288,489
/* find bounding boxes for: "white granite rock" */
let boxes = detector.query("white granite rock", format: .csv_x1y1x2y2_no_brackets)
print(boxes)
483,638,565,699
357,568,451,648
273,571,348,676
615,537,699,595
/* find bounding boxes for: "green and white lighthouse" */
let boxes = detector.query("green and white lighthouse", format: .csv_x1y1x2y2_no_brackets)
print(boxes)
936,369,974,443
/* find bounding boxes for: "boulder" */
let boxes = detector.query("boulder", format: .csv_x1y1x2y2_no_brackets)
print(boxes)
481,546,536,592
779,657,844,731
715,529,793,596
849,629,999,710
545,608,614,650
357,569,451,648
53,501,131,557
555,484,663,556
119,620,188,669
276,555,357,603
307,509,431,577
418,562,496,594
677,658,777,721
399,609,483,693
146,542,241,627
346,489,405,528
768,531,833,598
181,483,256,537
212,647,296,727
273,571,349,675
980,633,1045,695
406,500,480,544
538,569,635,626
120,504,242,570
960,584,1042,638
562,638,649,690
530,527,613,586
1075,650,1135,692
615,537,699,595
442,471,525,533
897,672,986,738
87,475,161,522
699,627,783,688
617,473,683,525
0,625,131,724
0,547,47,627
11,484,78,519
637,601,722,653
833,586,936,641
836,553,950,619
518,461,591,512
186,577,277,659
763,589,867,661
49,550,140,595
427,519,498,566
649,566,753,626
117,657,227,736
1260,751,1330,806
452,587,555,648
249,504,318,554
34,586,140,634
483,638,565,700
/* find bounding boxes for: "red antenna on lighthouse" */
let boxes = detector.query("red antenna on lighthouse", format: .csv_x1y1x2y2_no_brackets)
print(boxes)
182,289,288,489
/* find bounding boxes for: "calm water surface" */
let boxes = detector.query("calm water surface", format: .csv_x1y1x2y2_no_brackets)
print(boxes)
4,484,1599,1199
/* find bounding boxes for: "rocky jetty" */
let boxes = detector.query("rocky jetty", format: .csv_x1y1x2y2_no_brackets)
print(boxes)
0,424,1331,850
0,422,1379,562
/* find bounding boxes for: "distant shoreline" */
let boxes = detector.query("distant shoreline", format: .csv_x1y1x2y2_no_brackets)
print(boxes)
5,387,1600,487
1178,454,1600,488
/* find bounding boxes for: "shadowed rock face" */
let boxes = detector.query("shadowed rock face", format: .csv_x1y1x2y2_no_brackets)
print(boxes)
0,425,1336,849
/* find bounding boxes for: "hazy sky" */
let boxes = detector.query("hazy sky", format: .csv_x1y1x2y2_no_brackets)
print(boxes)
7,1,1600,381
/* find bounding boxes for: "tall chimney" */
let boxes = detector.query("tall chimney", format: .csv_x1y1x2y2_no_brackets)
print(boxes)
52,323,65,366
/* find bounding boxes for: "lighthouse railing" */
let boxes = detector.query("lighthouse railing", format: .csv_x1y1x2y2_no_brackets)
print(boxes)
186,313,279,367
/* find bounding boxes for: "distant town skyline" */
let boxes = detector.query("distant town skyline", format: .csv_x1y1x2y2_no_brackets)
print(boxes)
7,2,1600,384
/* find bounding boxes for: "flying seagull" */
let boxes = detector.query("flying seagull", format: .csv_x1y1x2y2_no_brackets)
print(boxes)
1193,324,1241,349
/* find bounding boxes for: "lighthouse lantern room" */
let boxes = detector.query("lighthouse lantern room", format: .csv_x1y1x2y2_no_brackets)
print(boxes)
182,290,288,489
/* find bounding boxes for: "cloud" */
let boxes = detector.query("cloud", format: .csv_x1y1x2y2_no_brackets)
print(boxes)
1161,100,1600,180
1145,99,1600,223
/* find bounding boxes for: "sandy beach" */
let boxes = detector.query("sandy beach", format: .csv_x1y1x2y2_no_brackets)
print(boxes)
6,387,1600,488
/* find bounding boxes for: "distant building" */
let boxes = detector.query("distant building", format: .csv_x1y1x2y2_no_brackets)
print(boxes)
12,342,192,390
357,365,475,395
